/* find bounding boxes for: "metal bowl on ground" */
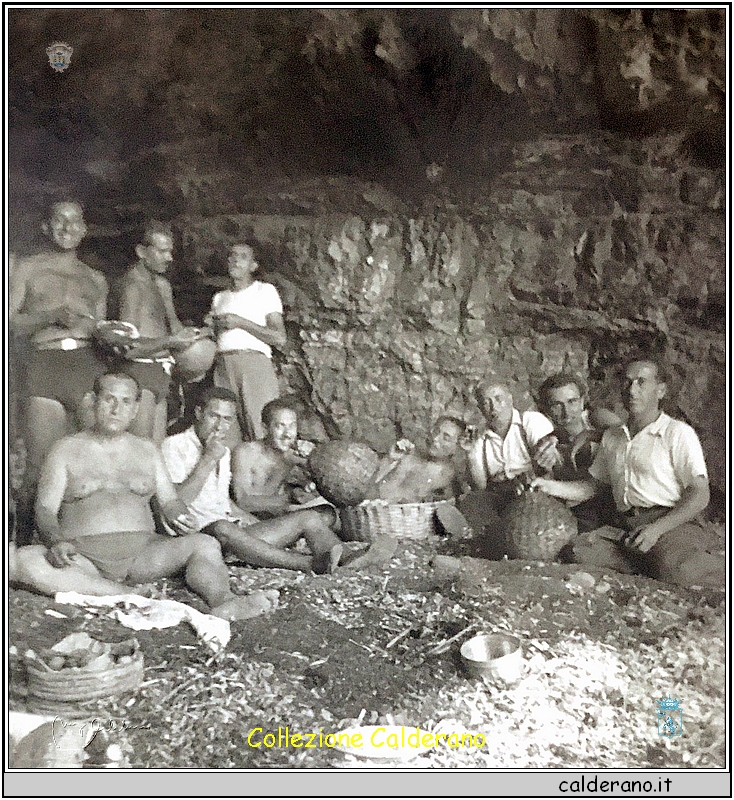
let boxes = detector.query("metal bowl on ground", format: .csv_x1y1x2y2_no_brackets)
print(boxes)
460,632,524,684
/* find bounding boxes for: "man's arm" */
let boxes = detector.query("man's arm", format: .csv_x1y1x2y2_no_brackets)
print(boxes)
231,444,290,515
213,311,287,350
35,443,69,546
531,475,599,505
625,475,710,553
163,435,226,508
119,275,185,355
153,446,195,532
35,442,82,567
156,277,184,335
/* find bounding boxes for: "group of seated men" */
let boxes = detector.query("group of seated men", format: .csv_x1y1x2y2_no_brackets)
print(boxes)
8,202,724,619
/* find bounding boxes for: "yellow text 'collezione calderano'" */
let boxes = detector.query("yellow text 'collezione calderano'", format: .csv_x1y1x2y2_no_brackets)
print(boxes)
246,727,486,750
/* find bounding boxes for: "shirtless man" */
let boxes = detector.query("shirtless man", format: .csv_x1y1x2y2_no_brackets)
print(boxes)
366,416,466,504
162,388,344,573
231,398,398,569
9,201,108,486
14,372,274,621
118,221,197,441
231,398,306,517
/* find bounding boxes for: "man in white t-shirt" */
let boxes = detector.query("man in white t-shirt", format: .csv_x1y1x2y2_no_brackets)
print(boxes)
206,243,286,440
533,358,724,588
162,387,345,573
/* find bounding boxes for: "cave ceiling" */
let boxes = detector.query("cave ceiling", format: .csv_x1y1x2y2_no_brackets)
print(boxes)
8,7,725,214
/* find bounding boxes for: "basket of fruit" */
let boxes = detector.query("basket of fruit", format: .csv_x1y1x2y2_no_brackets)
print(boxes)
25,632,143,713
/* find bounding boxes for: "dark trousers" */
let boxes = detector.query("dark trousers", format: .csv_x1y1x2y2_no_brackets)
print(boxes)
457,482,520,560
570,506,724,588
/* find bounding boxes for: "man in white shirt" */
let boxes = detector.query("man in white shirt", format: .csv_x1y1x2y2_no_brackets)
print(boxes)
533,358,724,588
206,243,286,440
162,388,344,573
460,382,559,558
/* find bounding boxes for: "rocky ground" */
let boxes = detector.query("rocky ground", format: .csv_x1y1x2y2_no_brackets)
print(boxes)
8,528,726,770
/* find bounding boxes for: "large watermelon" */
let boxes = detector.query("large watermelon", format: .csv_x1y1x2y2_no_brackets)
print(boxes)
308,441,380,507
502,488,577,561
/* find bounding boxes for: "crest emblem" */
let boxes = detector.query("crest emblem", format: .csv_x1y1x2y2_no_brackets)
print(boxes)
656,694,683,738
46,42,73,73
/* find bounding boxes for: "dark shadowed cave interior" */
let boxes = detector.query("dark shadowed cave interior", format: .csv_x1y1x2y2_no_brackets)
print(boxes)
7,7,727,505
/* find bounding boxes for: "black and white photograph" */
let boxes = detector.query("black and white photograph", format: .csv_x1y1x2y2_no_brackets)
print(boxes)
5,4,728,792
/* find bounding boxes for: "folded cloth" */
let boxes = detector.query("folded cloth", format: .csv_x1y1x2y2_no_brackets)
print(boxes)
54,592,230,653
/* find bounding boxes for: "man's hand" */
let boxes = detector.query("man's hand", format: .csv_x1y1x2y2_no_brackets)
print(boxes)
212,313,245,331
389,439,415,460
45,541,78,568
203,432,228,463
165,512,198,536
624,520,667,553
529,476,554,494
533,435,560,473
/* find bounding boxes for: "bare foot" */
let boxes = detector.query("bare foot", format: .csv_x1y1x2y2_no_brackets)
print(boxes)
211,589,280,621
339,535,397,570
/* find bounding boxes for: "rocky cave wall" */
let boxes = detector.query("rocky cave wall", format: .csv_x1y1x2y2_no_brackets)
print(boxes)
8,8,726,499
170,132,725,495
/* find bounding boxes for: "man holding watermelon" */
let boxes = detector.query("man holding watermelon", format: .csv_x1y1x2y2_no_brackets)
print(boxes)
533,358,724,588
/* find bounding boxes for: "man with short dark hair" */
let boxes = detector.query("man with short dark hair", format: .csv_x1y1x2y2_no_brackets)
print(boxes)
533,358,724,588
13,373,276,620
231,398,305,516
118,221,199,441
162,390,345,573
537,372,621,531
367,415,467,504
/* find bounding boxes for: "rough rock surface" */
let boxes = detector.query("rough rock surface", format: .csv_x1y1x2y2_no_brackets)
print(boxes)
171,133,724,497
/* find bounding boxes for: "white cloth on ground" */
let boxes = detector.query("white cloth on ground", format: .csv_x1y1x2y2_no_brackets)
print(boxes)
54,592,231,652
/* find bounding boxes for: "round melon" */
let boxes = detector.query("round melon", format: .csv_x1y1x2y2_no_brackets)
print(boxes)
502,489,577,561
174,337,217,381
308,441,380,507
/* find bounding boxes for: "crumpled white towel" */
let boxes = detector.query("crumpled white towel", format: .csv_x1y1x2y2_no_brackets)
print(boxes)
54,592,230,653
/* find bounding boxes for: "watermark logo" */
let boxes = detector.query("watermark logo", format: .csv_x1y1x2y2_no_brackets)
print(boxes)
46,42,73,73
656,694,683,738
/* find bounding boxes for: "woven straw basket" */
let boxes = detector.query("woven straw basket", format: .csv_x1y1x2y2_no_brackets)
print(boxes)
26,636,144,714
340,499,449,542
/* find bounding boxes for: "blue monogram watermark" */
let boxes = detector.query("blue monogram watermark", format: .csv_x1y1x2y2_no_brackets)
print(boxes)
656,694,683,738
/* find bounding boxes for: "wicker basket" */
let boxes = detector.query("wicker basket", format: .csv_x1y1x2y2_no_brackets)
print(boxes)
340,499,449,542
502,489,577,561
26,635,144,710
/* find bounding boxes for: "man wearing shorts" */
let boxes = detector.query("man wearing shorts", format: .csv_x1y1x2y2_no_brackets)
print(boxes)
10,201,108,488
24,372,275,620
118,221,193,441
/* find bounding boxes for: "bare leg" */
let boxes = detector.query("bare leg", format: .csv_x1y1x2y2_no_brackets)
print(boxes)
9,544,134,596
126,533,278,621
213,508,343,573
207,520,314,571
128,389,156,439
